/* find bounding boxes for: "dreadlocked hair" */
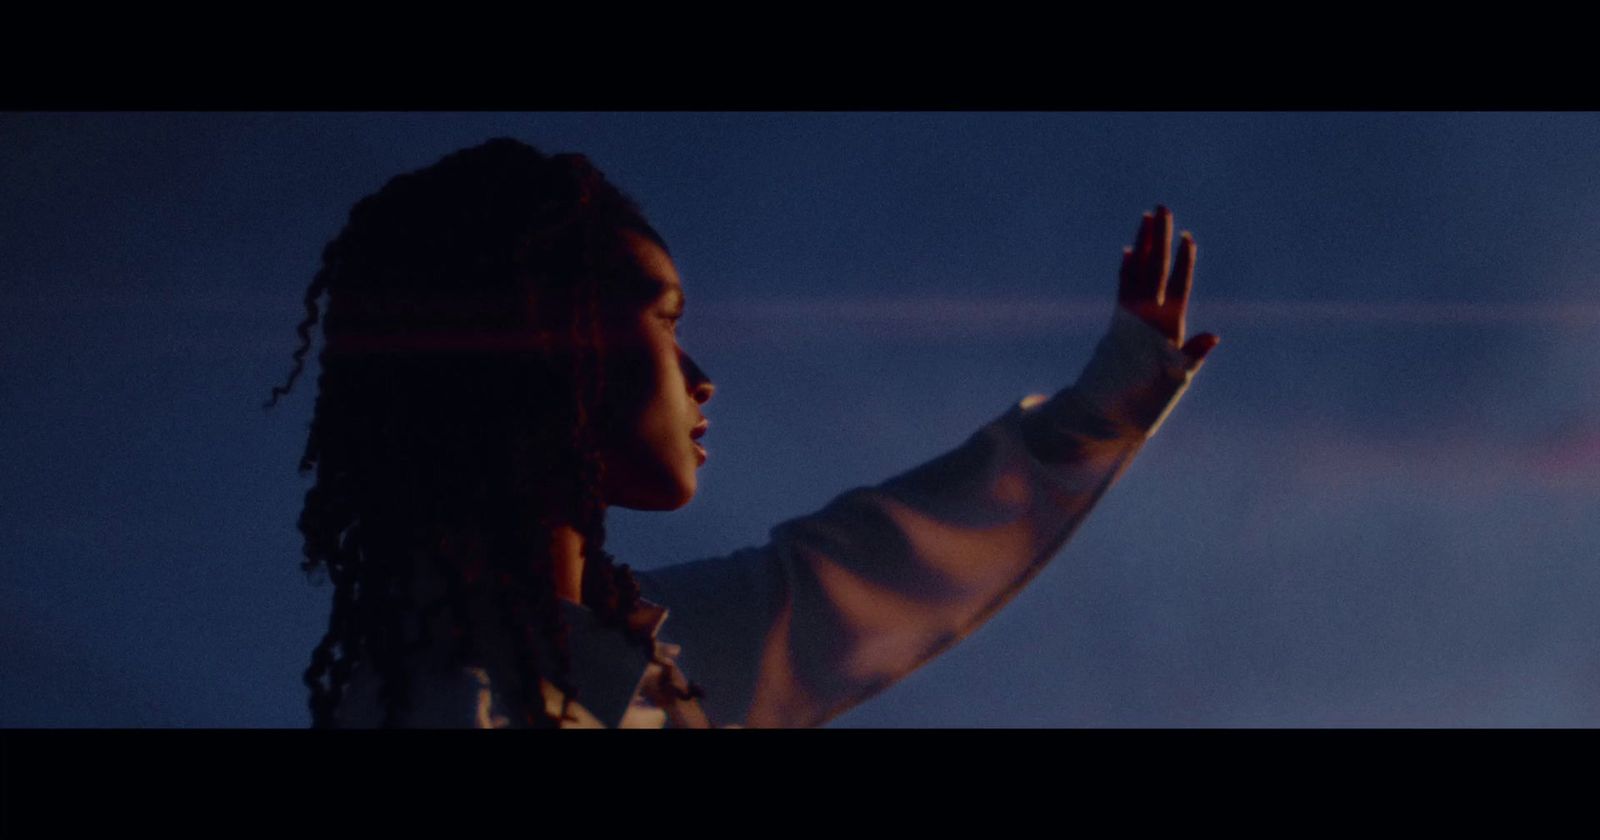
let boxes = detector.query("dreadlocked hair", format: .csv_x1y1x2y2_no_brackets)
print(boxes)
264,138,669,728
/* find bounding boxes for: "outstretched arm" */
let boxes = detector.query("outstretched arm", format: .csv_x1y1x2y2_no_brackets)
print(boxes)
640,205,1218,727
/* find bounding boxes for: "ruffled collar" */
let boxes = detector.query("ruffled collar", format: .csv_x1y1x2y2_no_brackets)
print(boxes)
552,598,710,728
337,555,708,728
553,597,667,727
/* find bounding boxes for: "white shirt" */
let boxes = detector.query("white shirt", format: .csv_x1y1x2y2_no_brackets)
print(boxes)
334,308,1203,728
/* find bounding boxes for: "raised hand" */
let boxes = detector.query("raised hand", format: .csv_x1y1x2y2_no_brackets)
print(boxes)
1117,205,1220,365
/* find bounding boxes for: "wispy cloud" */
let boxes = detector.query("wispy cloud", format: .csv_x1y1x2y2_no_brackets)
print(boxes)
692,297,1600,342
14,292,1600,352
1190,419,1600,495
16,292,1600,323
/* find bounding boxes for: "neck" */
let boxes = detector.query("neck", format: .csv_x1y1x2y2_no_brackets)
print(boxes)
550,524,585,606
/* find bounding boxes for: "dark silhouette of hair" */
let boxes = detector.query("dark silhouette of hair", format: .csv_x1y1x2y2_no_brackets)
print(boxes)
264,138,671,727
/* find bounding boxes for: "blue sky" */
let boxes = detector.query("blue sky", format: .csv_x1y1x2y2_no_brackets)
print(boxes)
4,112,1599,726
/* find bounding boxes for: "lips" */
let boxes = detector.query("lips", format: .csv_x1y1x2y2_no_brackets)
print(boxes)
691,419,708,464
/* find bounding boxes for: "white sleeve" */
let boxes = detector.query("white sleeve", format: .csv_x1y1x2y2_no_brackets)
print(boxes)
637,308,1207,727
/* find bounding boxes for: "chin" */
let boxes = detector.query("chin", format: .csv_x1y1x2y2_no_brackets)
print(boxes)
661,478,697,510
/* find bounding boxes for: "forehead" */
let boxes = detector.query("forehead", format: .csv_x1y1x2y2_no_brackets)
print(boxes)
622,229,683,302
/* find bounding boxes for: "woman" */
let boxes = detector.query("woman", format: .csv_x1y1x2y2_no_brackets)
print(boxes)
265,137,1217,728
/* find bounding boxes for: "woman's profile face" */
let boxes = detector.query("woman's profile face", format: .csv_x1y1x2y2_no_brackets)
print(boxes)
597,230,714,511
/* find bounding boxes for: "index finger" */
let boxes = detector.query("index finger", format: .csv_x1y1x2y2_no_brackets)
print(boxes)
1119,212,1157,305
1151,205,1173,306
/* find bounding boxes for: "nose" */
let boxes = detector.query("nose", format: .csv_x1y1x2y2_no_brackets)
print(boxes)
680,348,714,404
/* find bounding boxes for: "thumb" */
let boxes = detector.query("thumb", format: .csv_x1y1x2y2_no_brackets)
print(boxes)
1181,333,1220,366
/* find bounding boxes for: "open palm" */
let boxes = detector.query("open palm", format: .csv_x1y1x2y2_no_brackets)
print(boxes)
1118,205,1219,364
